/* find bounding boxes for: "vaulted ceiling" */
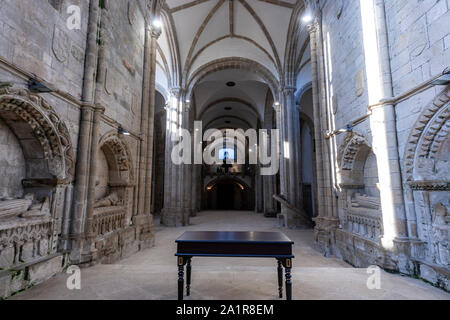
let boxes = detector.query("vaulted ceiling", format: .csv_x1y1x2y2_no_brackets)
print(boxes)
156,0,308,128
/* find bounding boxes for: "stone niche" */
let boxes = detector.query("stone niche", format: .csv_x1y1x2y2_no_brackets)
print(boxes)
0,87,74,298
334,132,388,268
404,87,450,291
91,132,152,264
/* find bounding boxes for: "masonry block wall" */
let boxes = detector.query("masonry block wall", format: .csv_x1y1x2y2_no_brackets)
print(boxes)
315,0,449,290
0,0,156,298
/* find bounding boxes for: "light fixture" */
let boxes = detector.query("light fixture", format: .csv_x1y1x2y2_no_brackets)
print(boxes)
274,101,280,106
430,73,450,86
302,14,313,23
118,126,130,136
28,79,52,93
152,19,162,29
186,99,190,103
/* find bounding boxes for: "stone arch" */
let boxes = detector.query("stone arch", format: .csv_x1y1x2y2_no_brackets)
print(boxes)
337,132,372,187
204,176,254,211
0,88,74,181
404,86,450,186
94,132,135,230
98,132,135,186
186,57,280,102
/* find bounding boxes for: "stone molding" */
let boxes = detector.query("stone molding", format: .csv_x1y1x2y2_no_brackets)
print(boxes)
0,87,75,180
404,86,450,182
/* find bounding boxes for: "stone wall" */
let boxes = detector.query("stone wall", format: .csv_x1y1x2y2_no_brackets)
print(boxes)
0,118,26,199
0,0,157,298
314,0,449,291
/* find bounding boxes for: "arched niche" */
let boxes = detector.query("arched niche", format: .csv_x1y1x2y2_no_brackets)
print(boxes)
0,88,74,183
338,132,373,188
337,132,382,242
403,87,449,267
405,87,450,188
94,132,135,228
0,87,74,267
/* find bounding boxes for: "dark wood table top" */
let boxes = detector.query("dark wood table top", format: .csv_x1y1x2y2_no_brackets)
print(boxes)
176,231,294,244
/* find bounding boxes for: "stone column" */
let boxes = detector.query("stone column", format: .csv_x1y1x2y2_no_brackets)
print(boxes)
283,86,303,209
161,88,188,227
308,22,325,221
181,105,192,220
308,16,339,255
275,103,288,199
70,0,99,264
143,26,161,217
368,0,408,251
255,167,264,213
137,25,151,217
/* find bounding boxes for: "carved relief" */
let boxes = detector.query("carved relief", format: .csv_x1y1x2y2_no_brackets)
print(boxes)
404,87,450,183
105,68,115,95
52,25,70,63
127,1,136,26
354,70,365,97
337,132,371,171
0,88,75,179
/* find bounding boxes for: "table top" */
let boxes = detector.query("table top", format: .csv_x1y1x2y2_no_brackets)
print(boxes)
176,231,294,244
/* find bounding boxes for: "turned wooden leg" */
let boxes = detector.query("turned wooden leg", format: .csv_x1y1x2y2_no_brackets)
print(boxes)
277,260,283,299
186,258,192,296
178,258,185,301
284,259,292,301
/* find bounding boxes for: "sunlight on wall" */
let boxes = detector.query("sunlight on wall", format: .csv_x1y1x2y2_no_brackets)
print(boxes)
324,31,339,192
284,141,290,159
360,0,382,105
360,0,395,249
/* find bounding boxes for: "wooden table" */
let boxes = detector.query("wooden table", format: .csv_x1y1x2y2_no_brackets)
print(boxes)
175,231,294,300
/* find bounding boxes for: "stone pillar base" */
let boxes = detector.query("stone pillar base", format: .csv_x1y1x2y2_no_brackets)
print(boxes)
161,207,188,227
313,217,339,257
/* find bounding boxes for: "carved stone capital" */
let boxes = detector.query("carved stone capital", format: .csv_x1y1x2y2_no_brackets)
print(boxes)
149,25,162,39
282,86,296,96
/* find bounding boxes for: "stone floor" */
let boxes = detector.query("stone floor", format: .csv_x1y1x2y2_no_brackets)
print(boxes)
10,211,450,300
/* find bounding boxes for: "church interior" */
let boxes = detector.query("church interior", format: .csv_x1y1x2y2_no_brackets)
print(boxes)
0,0,449,300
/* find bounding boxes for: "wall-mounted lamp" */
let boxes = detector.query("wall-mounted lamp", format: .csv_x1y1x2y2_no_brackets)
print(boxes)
430,73,450,86
152,19,162,29
118,126,130,136
28,79,52,93
302,14,313,23
338,123,354,133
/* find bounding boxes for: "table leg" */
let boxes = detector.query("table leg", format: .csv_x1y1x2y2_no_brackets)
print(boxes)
178,258,185,301
277,260,283,299
186,258,192,296
284,259,292,301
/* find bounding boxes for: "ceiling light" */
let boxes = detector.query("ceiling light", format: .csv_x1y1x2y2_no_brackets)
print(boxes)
274,101,280,106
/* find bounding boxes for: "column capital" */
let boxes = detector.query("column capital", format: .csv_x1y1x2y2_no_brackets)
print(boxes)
306,21,319,34
169,87,183,98
149,25,162,39
281,86,296,96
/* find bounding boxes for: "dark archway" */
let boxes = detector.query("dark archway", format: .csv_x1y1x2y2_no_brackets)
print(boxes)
205,178,254,211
